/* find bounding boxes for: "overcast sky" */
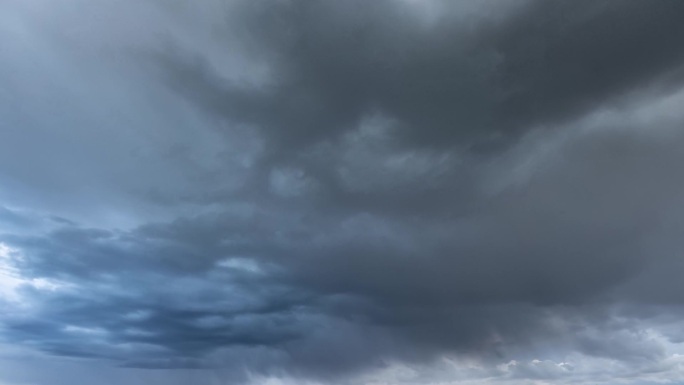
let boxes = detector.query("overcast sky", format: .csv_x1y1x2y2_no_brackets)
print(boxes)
2,1,684,384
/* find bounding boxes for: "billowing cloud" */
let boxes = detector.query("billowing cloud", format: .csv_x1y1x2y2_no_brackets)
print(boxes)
2,1,684,384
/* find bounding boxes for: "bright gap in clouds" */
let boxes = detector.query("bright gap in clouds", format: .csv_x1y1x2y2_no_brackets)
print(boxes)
0,243,66,303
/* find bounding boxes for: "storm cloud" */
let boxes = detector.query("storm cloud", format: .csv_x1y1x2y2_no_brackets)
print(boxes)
2,1,684,384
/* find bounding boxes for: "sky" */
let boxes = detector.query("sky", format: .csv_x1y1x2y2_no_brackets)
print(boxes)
2,0,684,384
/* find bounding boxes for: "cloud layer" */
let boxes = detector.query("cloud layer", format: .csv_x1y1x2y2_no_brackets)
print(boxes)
2,1,684,384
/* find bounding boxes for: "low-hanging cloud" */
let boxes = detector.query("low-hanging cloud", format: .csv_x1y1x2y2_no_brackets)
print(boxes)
2,1,684,384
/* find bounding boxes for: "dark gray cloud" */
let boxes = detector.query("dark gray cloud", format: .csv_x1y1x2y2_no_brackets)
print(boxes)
161,0,684,150
2,1,684,384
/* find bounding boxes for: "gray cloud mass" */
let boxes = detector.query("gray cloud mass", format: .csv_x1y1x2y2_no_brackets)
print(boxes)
2,1,684,384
